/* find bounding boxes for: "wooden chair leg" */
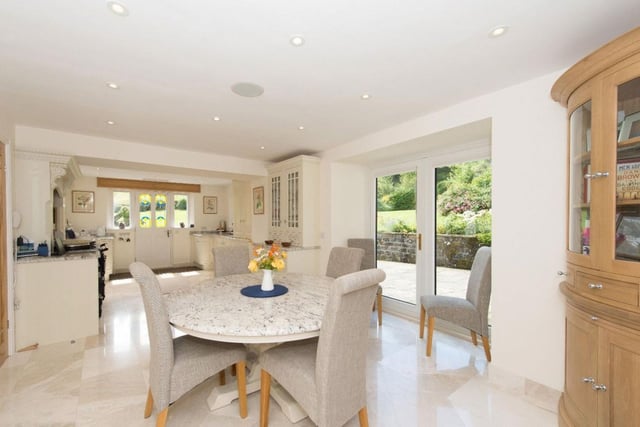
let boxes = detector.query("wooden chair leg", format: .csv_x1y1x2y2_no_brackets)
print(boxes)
156,407,168,427
231,364,237,376
219,369,226,385
358,406,369,427
260,370,272,427
376,291,383,326
419,306,426,339
236,361,248,418
426,315,435,356
144,388,154,418
470,330,478,346
481,335,492,362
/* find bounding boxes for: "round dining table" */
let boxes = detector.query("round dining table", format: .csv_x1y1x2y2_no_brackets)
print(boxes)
163,271,335,421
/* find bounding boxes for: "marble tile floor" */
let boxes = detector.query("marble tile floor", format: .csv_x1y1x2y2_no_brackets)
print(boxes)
0,271,558,426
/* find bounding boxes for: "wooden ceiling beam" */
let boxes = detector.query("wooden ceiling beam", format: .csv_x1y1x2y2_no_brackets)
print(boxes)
96,177,201,193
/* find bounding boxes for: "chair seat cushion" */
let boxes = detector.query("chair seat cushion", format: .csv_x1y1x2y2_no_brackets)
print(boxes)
170,336,246,403
260,338,319,423
420,295,482,333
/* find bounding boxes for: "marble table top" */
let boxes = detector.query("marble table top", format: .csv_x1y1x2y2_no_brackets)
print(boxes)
164,272,335,343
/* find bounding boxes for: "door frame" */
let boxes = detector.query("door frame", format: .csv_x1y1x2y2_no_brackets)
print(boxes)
373,142,490,321
1,143,8,362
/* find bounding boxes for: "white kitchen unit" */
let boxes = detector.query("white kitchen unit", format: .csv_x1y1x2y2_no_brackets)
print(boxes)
172,228,192,266
267,155,320,247
192,232,252,271
14,254,98,350
96,236,114,280
113,230,135,273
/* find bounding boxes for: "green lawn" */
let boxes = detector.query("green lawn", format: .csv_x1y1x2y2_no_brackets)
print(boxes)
377,210,416,232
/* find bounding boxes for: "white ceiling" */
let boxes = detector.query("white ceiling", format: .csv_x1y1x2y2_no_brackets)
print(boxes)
1,0,639,170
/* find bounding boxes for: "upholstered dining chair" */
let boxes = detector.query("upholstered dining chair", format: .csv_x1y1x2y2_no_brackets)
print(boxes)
212,245,251,277
347,238,383,326
129,262,248,427
418,246,492,361
259,268,386,427
325,246,365,278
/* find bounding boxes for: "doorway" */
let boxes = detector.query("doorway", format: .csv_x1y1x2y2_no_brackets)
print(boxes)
134,192,171,268
373,143,491,319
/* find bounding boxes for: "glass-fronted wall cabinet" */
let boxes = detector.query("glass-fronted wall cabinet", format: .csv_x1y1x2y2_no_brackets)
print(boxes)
267,155,320,247
552,27,640,427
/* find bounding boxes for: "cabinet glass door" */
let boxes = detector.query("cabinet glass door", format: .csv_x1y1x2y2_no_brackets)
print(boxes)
569,101,592,256
615,77,640,262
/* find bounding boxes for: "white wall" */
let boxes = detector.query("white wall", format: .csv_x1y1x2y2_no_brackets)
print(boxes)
322,70,567,391
195,184,232,231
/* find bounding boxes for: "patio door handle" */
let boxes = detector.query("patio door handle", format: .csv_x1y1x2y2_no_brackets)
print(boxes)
418,233,422,251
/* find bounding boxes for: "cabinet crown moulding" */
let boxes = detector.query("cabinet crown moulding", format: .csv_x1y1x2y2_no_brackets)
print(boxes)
551,26,640,106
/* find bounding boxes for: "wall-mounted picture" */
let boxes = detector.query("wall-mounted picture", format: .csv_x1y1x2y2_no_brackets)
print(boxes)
619,111,640,142
253,186,264,215
202,196,218,213
203,196,217,214
72,191,95,213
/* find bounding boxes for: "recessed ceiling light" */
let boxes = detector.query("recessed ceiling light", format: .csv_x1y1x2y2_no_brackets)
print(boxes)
106,82,119,89
231,82,264,97
212,116,221,121
489,25,508,38
107,1,129,16
106,120,116,125
260,146,265,150
361,93,371,100
290,35,305,47
298,126,305,130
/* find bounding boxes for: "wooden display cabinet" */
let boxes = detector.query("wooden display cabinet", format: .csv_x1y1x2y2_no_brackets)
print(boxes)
552,27,640,426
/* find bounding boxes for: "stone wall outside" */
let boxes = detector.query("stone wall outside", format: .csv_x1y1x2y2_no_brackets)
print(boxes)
377,232,483,269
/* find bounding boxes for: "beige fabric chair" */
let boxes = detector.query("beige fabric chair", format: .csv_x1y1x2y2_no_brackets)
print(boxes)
419,246,492,361
212,245,251,277
325,246,365,278
259,268,386,427
129,262,248,426
347,238,383,326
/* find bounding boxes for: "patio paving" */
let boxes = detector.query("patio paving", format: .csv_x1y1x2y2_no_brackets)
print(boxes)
377,260,470,304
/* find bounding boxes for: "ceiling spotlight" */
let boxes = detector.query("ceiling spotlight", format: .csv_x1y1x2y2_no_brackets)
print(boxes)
106,82,119,89
260,146,265,150
290,35,305,47
107,1,129,16
298,126,305,130
361,93,371,100
212,116,221,121
489,25,508,38
106,120,116,125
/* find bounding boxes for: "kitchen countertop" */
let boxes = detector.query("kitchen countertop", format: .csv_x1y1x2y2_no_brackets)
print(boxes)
16,250,98,264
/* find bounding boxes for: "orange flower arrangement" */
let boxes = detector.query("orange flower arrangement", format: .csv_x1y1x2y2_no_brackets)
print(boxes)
248,243,287,272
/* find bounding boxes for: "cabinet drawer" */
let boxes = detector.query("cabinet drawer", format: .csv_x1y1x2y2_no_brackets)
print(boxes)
576,272,639,309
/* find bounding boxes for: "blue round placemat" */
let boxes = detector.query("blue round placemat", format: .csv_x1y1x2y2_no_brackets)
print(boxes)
240,284,288,298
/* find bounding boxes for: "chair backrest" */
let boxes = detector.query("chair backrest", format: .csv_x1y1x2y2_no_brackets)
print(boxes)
325,246,365,278
347,238,375,270
129,262,174,410
465,246,492,334
315,268,385,427
212,245,251,277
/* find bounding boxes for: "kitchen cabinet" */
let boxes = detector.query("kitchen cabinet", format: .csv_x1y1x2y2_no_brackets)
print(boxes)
267,155,319,247
96,236,113,280
171,228,192,266
113,230,135,273
192,233,252,271
552,27,640,427
14,256,98,350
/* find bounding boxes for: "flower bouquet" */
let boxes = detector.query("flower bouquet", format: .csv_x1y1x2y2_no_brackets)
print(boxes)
248,243,287,291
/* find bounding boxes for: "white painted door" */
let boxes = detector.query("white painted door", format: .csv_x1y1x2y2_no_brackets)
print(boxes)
135,192,171,269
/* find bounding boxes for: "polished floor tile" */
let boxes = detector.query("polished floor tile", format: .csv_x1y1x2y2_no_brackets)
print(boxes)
0,272,558,426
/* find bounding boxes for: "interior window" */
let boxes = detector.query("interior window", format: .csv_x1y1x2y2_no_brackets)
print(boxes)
139,193,152,228
155,194,167,228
